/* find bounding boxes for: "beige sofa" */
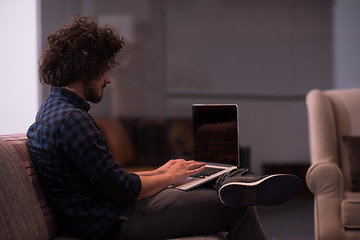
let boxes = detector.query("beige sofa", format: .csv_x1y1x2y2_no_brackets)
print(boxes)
0,134,225,240
306,89,360,240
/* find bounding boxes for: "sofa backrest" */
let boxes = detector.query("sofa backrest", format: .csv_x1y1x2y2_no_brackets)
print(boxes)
325,89,360,191
0,134,58,240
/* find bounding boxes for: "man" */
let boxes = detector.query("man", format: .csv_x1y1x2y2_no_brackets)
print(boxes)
27,16,300,240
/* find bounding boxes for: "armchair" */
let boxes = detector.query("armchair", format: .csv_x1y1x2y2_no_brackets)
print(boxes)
306,89,360,240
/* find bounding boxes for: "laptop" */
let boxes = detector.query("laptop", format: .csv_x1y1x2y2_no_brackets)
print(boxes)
173,104,240,191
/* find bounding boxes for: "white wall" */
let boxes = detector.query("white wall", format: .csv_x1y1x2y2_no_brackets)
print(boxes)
0,0,40,135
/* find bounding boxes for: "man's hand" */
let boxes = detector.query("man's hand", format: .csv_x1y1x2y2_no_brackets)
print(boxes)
153,159,178,174
164,159,205,185
136,159,205,200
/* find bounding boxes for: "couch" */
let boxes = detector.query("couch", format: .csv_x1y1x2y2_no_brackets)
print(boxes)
0,133,225,239
306,89,360,240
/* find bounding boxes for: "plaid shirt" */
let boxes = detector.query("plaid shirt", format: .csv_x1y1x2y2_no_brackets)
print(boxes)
27,87,141,239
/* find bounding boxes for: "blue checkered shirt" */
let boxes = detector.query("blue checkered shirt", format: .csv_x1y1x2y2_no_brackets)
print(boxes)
27,87,142,239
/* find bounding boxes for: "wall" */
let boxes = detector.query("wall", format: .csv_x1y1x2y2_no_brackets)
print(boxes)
164,0,333,173
333,0,360,89
0,0,40,135
39,0,359,174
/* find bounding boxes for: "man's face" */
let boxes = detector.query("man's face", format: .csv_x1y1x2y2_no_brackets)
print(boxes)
84,72,111,103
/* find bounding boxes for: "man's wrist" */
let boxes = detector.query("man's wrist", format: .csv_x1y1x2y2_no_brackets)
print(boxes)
163,173,174,185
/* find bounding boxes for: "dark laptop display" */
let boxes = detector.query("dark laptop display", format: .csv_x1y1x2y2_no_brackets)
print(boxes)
192,104,239,167
174,104,239,190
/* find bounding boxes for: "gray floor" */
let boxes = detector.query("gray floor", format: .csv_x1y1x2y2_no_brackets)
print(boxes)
257,197,314,240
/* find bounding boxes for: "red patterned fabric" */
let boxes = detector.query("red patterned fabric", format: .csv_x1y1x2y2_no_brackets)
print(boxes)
0,134,59,238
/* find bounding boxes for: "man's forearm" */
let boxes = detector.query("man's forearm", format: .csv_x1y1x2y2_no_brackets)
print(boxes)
136,174,173,200
134,169,161,176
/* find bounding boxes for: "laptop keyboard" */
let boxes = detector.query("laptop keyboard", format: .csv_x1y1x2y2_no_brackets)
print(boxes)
191,167,224,178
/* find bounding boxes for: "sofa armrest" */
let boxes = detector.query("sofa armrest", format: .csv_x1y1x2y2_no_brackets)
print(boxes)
306,162,345,240
306,162,344,197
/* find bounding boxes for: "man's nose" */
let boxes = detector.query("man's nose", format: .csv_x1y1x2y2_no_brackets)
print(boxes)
105,73,111,84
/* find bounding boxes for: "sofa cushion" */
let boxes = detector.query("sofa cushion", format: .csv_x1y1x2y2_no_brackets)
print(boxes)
0,136,48,239
342,192,360,229
0,134,58,239
342,136,360,192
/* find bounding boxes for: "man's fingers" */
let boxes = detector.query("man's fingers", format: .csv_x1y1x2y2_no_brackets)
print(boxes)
189,165,206,174
188,161,205,170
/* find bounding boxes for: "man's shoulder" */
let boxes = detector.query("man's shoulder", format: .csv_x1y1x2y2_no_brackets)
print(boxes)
44,95,87,115
35,97,90,131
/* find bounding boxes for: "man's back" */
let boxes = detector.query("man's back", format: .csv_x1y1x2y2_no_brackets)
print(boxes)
27,87,141,239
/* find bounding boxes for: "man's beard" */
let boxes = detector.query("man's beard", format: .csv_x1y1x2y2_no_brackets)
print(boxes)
84,84,105,103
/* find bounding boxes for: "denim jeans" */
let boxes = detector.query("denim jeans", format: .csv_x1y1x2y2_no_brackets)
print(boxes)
113,187,266,240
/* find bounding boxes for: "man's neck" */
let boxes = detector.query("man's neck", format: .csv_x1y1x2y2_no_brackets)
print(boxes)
63,81,86,101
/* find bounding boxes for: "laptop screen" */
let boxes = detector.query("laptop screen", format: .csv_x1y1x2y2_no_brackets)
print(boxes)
192,104,239,167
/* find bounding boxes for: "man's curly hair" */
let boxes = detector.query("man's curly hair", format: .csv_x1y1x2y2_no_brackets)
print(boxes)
39,15,124,86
